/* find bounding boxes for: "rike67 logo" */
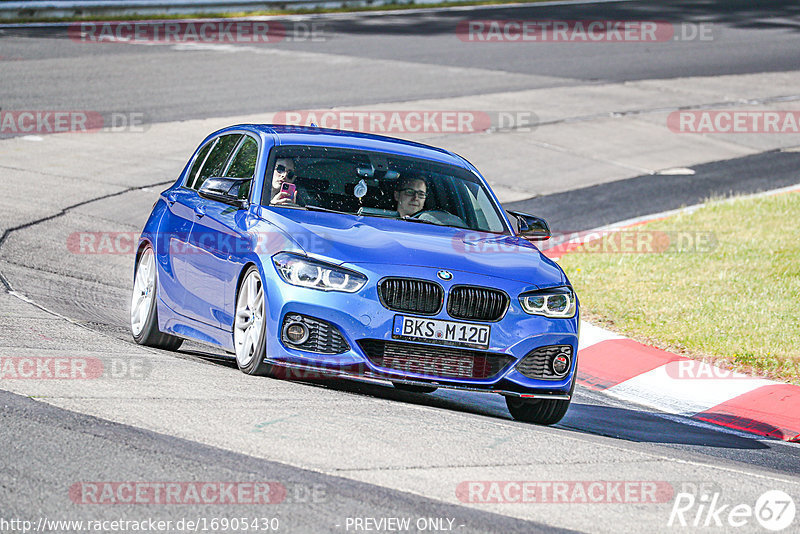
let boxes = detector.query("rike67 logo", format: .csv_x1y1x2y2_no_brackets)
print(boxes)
669,490,796,531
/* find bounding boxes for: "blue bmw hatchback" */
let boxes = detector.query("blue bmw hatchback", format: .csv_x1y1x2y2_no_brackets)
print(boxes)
131,124,579,424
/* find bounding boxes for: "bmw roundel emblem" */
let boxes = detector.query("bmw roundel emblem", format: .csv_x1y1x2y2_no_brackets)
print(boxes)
437,270,453,281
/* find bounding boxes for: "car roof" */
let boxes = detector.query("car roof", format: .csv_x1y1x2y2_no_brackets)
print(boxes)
226,124,471,169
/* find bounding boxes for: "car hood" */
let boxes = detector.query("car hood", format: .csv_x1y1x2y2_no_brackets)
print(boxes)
259,207,566,287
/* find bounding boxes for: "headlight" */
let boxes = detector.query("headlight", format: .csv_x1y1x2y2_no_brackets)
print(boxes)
519,287,577,318
272,252,367,293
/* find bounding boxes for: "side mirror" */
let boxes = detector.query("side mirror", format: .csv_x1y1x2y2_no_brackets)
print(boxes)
198,177,250,209
507,210,551,241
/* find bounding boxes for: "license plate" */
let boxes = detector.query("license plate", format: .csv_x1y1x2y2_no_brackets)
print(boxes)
392,315,491,349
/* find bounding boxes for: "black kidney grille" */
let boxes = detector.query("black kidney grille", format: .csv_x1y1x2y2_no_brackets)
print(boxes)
358,339,513,380
379,278,443,315
446,286,509,321
516,345,573,380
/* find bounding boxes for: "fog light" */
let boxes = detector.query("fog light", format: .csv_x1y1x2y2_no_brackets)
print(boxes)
552,353,570,376
284,321,309,345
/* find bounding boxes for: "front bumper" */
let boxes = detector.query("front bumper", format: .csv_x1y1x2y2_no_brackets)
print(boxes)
261,262,579,395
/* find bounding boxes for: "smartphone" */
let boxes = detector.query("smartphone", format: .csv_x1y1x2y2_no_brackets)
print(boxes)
280,182,296,198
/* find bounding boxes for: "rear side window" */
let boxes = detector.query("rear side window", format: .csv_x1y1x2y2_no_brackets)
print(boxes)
193,134,242,190
225,136,259,179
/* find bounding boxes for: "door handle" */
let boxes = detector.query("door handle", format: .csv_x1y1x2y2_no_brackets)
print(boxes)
194,206,205,219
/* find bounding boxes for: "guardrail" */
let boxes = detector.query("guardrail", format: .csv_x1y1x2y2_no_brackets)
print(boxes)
0,0,435,20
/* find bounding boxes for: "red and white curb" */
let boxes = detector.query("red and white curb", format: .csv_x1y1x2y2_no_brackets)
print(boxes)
543,183,800,442
575,321,800,442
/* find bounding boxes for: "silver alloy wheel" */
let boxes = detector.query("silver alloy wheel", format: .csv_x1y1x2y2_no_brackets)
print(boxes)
234,270,265,368
130,247,155,337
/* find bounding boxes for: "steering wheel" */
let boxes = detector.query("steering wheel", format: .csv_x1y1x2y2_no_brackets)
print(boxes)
411,210,466,226
409,210,430,219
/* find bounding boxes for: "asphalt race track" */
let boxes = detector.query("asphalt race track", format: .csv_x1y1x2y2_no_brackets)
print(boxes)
2,1,800,532
2,0,800,127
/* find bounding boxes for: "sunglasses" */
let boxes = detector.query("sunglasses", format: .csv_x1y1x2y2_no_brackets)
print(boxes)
400,188,427,199
275,164,295,179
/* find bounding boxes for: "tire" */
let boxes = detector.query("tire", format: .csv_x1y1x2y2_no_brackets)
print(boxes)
130,245,183,350
505,375,576,425
233,266,274,376
392,382,438,394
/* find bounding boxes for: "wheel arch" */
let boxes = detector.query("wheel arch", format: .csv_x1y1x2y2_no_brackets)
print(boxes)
133,238,154,277
235,261,260,297
232,260,265,331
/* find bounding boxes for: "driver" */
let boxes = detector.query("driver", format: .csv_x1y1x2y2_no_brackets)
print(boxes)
394,176,427,218
270,158,297,205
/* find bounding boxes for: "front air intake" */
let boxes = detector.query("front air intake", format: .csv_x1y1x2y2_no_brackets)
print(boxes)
358,339,512,380
516,345,574,380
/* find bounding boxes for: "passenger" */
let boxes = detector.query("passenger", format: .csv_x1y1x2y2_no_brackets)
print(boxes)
394,176,427,218
270,158,297,205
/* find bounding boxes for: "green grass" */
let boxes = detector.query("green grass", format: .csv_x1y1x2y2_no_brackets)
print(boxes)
1,0,574,23
559,192,800,384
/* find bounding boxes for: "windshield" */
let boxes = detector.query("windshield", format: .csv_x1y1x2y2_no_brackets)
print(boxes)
262,145,509,234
